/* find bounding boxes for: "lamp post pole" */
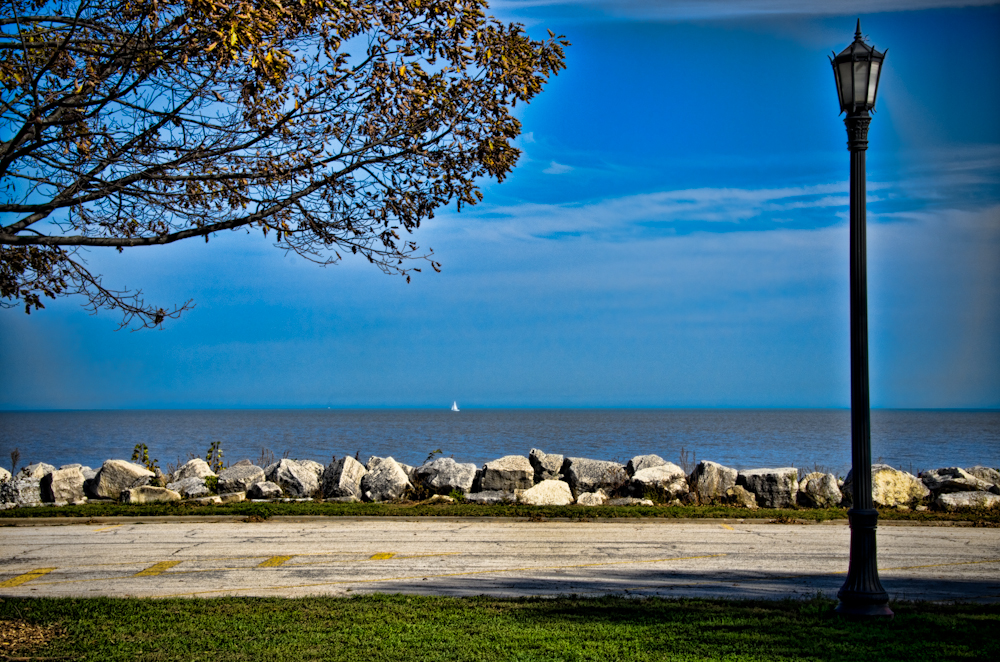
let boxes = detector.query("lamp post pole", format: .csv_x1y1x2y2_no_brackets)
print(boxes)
831,21,893,619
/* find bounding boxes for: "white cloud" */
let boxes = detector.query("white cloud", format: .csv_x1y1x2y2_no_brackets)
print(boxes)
543,161,573,174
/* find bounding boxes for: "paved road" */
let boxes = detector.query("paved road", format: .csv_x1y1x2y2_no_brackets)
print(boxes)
1,518,998,601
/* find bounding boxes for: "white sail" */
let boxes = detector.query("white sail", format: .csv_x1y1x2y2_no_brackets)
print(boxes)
451,401,459,412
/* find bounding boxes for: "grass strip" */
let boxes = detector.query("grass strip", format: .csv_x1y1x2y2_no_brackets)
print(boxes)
0,595,996,661
1,500,998,524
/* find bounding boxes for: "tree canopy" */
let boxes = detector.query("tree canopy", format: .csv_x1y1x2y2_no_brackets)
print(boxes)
0,0,568,328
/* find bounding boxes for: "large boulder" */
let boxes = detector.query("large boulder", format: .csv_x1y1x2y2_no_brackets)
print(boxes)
0,467,10,482
120,486,181,504
413,457,477,495
22,462,56,479
725,485,758,509
843,464,930,507
688,461,738,504
921,467,994,495
297,460,325,480
0,475,42,507
796,472,842,508
169,458,215,483
562,458,628,497
576,491,608,506
626,454,667,476
360,457,411,502
266,459,319,498
166,476,212,499
630,463,688,500
217,464,266,494
321,457,368,498
247,481,283,499
93,460,155,499
737,468,799,509
529,449,564,482
480,456,534,491
40,467,86,503
965,466,1000,490
936,491,1000,511
519,480,573,506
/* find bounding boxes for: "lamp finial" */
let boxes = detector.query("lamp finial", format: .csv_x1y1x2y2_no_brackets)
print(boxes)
855,19,863,41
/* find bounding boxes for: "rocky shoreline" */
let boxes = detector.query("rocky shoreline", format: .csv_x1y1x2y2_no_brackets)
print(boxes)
1,450,998,512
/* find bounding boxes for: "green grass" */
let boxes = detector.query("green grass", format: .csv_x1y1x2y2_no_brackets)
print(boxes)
1,499,997,524
1,595,996,661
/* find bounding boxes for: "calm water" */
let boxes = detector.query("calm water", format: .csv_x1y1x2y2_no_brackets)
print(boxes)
0,409,997,477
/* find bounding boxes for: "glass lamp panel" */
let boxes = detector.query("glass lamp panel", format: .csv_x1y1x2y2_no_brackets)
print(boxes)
837,62,854,108
866,62,881,105
853,60,871,108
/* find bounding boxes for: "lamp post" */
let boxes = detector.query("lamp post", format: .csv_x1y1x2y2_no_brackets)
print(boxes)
830,20,892,619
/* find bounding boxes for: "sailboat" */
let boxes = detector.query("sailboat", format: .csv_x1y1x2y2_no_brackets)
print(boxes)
451,401,460,412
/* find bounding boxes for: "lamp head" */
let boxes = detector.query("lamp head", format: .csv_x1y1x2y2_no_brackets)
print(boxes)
830,20,887,115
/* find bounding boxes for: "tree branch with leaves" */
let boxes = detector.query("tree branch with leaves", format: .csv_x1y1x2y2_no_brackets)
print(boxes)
0,0,568,328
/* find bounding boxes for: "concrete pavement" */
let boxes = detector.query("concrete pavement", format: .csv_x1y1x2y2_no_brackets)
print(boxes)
1,517,997,601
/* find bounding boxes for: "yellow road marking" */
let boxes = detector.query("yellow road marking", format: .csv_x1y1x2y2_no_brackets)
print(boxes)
258,556,293,568
0,568,57,588
719,524,734,530
134,561,181,577
92,525,122,532
369,552,395,560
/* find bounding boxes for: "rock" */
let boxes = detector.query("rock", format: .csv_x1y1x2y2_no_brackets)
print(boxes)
398,462,417,483
737,468,799,509
297,460,325,480
424,494,455,505
81,467,98,480
218,491,246,504
22,462,56,479
529,449,564,482
170,458,215,483
247,481,283,499
0,467,11,482
321,457,368,498
626,454,667,476
413,457,477,495
630,463,688,500
266,459,319,498
93,460,155,499
166,476,212,499
576,491,608,506
966,466,1000,488
0,475,42,507
326,495,361,503
843,464,930,507
607,497,655,506
921,467,993,494
725,485,758,509
465,490,516,504
217,464,266,494
562,458,628,497
360,457,411,502
121,486,181,504
936,491,1000,511
232,459,253,467
689,461,738,504
480,456,534,491
518,480,573,506
797,472,842,508
40,467,85,503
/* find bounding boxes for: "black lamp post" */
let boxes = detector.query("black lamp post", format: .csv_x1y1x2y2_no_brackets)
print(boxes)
830,20,892,619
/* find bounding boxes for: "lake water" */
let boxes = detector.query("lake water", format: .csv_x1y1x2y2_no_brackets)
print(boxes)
1,409,997,477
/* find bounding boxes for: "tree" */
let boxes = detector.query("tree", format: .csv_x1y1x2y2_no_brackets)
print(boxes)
0,0,568,328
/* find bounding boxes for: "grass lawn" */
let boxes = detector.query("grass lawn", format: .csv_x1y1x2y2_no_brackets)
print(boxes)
0,595,996,661
2,500,998,524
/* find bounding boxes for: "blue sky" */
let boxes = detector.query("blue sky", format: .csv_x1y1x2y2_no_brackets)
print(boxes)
1,0,998,410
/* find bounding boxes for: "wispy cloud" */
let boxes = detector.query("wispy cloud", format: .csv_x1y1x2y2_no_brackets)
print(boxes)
543,161,573,175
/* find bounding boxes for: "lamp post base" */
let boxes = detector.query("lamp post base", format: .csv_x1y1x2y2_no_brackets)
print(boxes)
836,508,893,619
834,600,894,619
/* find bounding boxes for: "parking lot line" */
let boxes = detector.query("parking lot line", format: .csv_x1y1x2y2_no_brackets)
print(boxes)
258,556,294,568
0,568,57,587
134,561,182,577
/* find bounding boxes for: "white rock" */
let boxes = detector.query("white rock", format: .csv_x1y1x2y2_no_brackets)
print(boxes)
843,464,930,507
936,491,1000,511
626,454,668,476
121,486,181,504
217,464,265,493
689,461,738,504
360,457,411,502
23,462,56,479
465,490,515,504
93,460,155,499
797,472,842,508
480,456,535,491
562,458,628,497
0,467,10,482
170,458,215,483
413,457,477,494
266,459,319,498
247,481,283,499
519,480,573,506
166,476,212,498
40,467,85,503
529,449,564,482
576,491,608,506
321,457,367,498
630,464,688,500
737,468,799,509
